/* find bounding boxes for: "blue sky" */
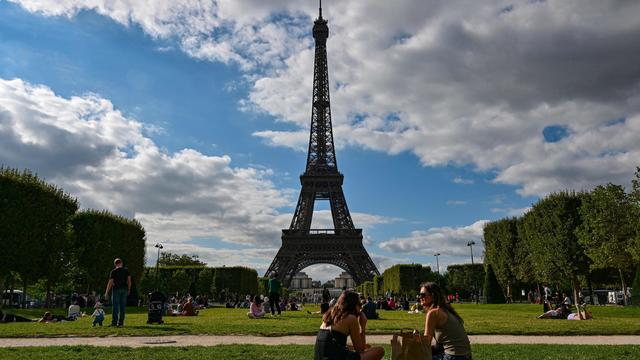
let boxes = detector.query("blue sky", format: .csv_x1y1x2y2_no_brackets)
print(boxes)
2,0,639,282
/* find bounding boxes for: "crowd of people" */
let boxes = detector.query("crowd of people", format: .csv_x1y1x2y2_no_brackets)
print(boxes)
5,262,609,360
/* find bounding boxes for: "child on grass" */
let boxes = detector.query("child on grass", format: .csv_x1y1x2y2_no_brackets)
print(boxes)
91,302,105,327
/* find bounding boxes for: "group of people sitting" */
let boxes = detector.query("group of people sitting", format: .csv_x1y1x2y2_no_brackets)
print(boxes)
168,296,199,316
314,282,474,360
245,295,303,318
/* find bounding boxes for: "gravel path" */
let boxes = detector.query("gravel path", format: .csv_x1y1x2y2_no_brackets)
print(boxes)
0,335,639,348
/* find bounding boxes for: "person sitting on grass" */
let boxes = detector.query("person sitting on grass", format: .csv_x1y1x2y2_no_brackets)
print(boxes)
247,295,266,319
314,291,385,360
362,297,378,320
91,302,105,327
418,282,472,360
181,297,199,316
68,301,81,320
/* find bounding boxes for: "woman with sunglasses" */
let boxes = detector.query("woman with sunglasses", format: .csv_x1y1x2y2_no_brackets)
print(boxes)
314,291,385,360
419,282,472,360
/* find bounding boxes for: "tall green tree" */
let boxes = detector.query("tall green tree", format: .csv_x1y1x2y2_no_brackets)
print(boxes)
159,252,206,267
520,191,588,303
483,218,519,300
70,210,146,294
577,184,636,305
483,264,505,304
629,167,640,263
446,264,485,299
0,167,78,306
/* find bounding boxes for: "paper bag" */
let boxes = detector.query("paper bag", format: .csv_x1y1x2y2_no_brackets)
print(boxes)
391,331,432,360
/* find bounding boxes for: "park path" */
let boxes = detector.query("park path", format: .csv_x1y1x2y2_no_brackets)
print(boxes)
1,335,639,348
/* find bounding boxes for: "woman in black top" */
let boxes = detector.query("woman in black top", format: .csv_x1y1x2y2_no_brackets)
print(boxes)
314,291,384,360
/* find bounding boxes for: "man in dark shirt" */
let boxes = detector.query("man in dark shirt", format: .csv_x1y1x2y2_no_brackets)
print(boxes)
104,258,131,327
268,273,282,316
363,296,378,319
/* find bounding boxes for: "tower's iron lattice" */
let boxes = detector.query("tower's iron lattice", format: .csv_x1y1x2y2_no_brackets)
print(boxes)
265,3,379,287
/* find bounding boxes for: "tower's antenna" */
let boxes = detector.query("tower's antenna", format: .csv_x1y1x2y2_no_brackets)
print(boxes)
319,0,322,18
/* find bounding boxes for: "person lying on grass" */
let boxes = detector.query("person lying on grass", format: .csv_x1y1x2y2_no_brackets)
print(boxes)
537,303,572,319
38,312,71,323
0,309,33,322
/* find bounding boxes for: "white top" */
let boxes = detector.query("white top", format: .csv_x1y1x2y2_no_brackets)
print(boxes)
92,308,105,317
68,304,81,318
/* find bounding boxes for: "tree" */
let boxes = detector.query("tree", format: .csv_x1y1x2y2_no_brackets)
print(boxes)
0,167,78,307
483,264,505,304
70,210,146,294
159,252,206,267
577,184,636,305
446,264,485,299
483,218,519,300
520,191,588,304
168,269,191,296
196,268,215,296
629,167,640,263
631,265,640,305
381,264,435,297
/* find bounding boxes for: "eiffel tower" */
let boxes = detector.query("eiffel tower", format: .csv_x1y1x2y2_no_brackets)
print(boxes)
265,2,379,287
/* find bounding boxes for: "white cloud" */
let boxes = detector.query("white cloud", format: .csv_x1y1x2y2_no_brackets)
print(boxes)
453,177,474,185
379,220,488,258
11,1,640,196
0,77,397,279
446,200,467,206
0,77,292,249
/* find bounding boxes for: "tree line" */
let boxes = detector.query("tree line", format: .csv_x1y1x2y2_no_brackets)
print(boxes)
0,167,146,307
483,167,640,305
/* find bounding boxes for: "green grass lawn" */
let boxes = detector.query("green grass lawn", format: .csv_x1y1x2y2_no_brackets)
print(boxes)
1,304,639,337
1,345,639,360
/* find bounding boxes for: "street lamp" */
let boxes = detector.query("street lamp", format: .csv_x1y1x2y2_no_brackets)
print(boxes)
154,243,163,290
467,241,475,265
434,253,441,275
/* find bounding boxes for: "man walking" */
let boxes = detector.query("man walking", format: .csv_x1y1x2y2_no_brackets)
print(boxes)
268,273,282,316
104,258,131,327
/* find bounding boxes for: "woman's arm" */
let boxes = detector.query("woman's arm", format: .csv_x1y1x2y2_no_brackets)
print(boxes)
423,309,438,344
349,316,366,352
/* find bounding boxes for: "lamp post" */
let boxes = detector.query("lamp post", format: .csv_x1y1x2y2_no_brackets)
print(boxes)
154,243,163,290
434,253,441,275
467,241,475,265
467,241,477,303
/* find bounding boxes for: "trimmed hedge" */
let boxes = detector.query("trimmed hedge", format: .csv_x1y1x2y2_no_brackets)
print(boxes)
446,264,485,298
484,264,506,304
139,265,259,299
213,266,258,297
0,167,78,305
381,264,435,297
70,210,146,294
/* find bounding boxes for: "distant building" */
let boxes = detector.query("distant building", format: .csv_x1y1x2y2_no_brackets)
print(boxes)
334,272,355,289
290,272,312,289
311,280,322,288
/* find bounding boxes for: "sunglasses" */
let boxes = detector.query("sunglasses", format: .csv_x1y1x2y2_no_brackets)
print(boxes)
418,292,431,299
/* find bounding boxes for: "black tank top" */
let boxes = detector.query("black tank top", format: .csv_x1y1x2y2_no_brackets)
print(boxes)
314,328,359,360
